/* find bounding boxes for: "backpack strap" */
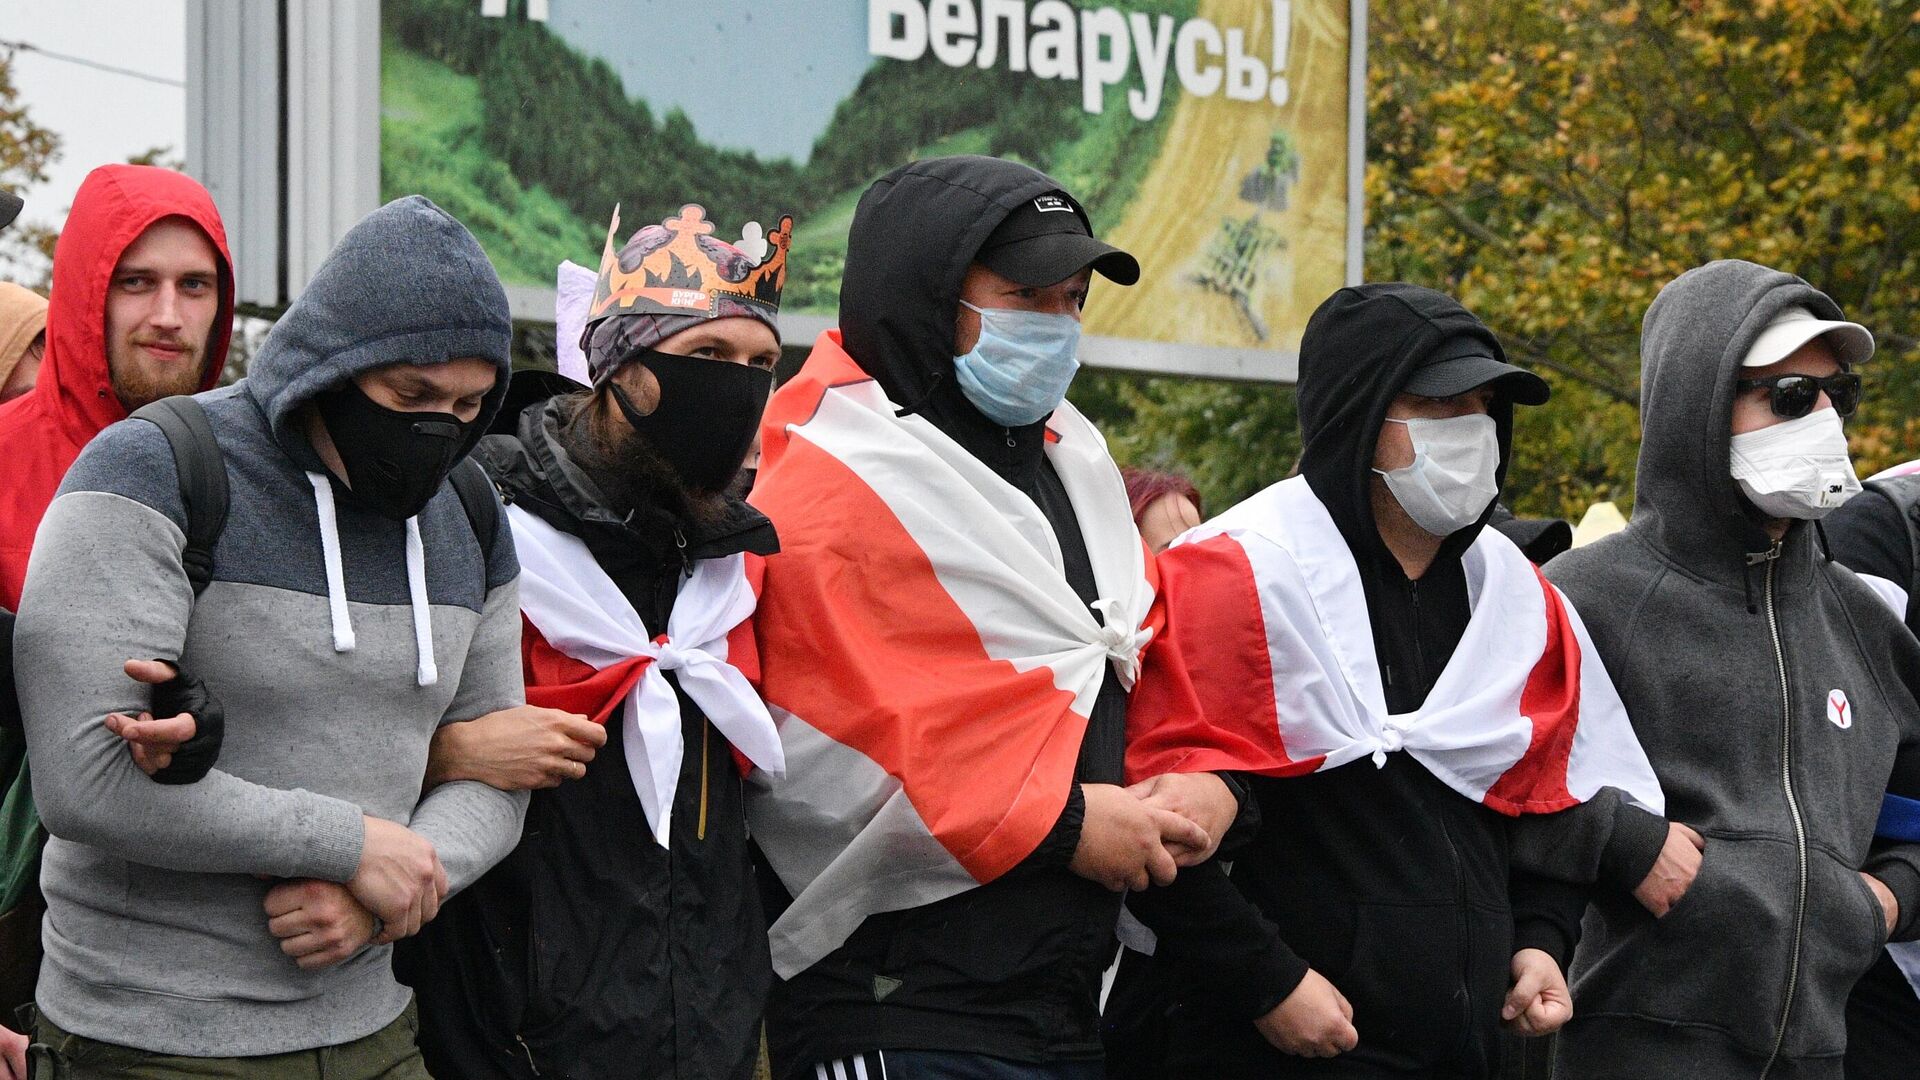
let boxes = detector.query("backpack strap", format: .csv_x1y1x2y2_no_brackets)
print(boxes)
449,457,500,571
129,397,229,596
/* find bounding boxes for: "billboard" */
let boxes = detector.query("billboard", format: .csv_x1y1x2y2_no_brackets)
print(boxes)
188,0,1361,381
379,0,1361,379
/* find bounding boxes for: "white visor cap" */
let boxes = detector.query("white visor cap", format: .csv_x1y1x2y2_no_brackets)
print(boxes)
1741,305,1874,368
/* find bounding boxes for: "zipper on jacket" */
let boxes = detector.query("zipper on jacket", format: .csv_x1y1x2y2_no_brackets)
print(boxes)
1409,579,1427,690
1756,540,1805,1079
672,526,691,576
1434,797,1473,1051
514,1033,542,1076
697,718,711,840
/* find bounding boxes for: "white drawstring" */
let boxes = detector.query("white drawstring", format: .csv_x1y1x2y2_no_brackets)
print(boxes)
306,471,436,687
405,516,437,687
308,472,355,653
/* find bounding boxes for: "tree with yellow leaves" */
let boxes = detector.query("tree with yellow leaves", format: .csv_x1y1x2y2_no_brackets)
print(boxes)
0,49,60,283
1091,0,1920,520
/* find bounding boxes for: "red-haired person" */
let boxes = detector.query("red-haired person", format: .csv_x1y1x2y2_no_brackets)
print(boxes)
1123,468,1203,553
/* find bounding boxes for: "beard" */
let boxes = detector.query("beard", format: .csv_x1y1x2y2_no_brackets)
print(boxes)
109,335,208,409
558,393,730,530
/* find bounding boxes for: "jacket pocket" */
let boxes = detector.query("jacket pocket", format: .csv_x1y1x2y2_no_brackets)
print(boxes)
1334,901,1471,1062
1574,833,1795,1055
1784,852,1890,1057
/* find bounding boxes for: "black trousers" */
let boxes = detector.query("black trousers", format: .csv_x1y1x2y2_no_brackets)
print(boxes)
1846,950,1920,1080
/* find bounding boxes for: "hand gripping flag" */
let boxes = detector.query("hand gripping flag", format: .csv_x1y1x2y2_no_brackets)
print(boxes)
1126,476,1664,817
746,331,1158,978
509,504,785,846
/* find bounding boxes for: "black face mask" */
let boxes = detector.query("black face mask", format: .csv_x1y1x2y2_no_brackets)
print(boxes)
314,381,471,521
608,349,774,493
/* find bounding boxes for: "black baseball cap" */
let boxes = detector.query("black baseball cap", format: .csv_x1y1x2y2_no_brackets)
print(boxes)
1401,334,1550,406
0,190,21,232
975,191,1140,288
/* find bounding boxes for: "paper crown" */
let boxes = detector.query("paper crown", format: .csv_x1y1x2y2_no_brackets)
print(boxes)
587,203,792,325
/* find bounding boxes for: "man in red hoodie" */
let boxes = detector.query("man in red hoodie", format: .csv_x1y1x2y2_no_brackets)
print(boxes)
0,165,231,1068
0,164,232,608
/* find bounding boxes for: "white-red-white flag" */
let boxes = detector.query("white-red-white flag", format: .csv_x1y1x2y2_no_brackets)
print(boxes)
1126,476,1663,818
746,332,1158,978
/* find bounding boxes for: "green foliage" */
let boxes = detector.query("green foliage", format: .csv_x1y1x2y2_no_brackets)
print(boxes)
381,38,601,283
804,57,1055,197
384,0,1191,307
1072,370,1300,515
1367,0,1920,514
1096,0,1920,522
0,51,60,285
786,0,1196,311
385,0,805,252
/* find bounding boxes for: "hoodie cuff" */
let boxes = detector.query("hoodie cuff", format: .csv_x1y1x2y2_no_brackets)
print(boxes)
1865,857,1920,941
1513,915,1577,971
1018,783,1085,874
296,800,367,885
1598,803,1670,895
1214,771,1262,856
1238,939,1312,1022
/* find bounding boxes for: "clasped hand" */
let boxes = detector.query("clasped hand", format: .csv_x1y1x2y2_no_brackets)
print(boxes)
1068,772,1237,892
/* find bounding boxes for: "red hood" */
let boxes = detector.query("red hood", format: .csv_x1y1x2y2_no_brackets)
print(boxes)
0,165,232,609
32,164,234,445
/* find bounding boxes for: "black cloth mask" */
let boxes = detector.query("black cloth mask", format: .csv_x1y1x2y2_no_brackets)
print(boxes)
608,349,773,493
315,380,470,520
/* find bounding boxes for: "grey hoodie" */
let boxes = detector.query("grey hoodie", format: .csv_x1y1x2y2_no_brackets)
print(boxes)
1545,260,1920,1078
14,196,528,1056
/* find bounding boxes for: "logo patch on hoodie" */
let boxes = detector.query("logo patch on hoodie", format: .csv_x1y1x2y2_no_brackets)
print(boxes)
1828,689,1853,729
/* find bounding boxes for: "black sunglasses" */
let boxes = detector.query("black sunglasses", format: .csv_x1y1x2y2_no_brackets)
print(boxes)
1735,372,1861,419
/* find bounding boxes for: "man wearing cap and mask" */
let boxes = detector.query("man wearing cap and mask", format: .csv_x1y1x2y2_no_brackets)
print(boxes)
399,203,788,1080
1540,261,1920,1078
745,156,1237,1080
1117,283,1667,1076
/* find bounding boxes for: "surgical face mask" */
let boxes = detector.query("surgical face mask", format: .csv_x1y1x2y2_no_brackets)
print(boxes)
315,380,472,521
952,300,1082,428
609,348,775,493
1729,406,1860,520
1372,414,1501,537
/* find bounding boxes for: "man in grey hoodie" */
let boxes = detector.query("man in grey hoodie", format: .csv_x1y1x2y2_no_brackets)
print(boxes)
11,195,530,1077
1545,259,1920,1078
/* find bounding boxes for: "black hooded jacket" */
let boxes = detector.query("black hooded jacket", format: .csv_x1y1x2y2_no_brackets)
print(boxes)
1119,286,1637,1077
758,156,1141,1074
399,373,779,1080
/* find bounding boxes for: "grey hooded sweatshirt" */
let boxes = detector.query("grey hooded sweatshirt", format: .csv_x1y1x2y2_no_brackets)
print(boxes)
1546,260,1920,1078
14,195,527,1056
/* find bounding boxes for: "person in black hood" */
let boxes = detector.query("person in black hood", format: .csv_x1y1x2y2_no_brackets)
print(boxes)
1542,261,1920,1079
1822,461,1920,1079
1112,283,1679,1078
398,203,788,1080
751,155,1243,1080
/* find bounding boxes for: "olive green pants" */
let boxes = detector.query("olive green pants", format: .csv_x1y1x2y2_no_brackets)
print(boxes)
27,1000,431,1080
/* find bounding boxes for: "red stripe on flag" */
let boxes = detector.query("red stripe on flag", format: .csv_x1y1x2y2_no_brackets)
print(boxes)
520,615,652,727
751,429,1087,883
1482,569,1581,815
1126,534,1322,782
